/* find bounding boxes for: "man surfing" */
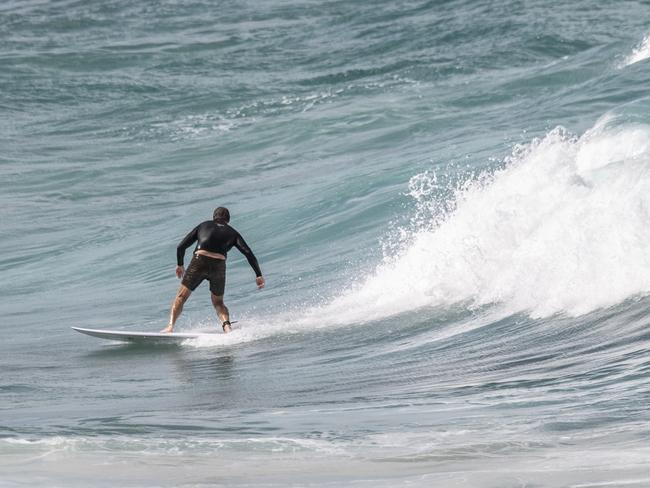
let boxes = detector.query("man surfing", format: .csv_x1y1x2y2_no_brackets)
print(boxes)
161,207,265,333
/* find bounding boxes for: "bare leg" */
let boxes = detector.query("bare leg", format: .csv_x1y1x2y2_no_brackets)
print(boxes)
161,285,192,333
210,293,231,332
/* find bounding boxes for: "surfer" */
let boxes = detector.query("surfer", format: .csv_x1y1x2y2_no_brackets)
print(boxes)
161,207,265,334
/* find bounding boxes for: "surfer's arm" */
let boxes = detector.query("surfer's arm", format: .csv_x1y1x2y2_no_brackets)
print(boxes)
176,225,199,266
234,234,263,279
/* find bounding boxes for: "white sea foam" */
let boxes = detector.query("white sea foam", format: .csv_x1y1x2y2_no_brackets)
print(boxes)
4,434,650,488
622,35,650,67
0,434,346,457
326,117,650,320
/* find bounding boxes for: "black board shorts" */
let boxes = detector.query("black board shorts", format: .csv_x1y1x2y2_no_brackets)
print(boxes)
181,254,226,295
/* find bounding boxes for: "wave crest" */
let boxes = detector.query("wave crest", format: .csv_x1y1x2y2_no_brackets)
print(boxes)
623,35,650,67
329,118,650,320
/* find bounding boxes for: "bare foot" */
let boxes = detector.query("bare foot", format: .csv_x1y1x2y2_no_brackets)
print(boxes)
222,321,232,333
160,325,174,333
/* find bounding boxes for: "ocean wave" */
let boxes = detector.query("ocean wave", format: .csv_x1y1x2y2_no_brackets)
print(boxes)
0,434,344,456
622,35,650,67
325,115,650,321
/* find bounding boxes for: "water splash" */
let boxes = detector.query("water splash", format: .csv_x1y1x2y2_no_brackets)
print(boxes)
327,117,650,321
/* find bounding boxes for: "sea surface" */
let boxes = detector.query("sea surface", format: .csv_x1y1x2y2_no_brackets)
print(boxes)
2,1,650,486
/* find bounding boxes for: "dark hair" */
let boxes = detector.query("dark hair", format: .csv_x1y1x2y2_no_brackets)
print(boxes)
213,207,230,223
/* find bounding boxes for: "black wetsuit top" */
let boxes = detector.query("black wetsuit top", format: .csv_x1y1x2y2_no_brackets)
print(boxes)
177,220,262,277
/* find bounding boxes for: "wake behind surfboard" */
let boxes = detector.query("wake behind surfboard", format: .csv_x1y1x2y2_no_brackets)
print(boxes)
71,327,221,344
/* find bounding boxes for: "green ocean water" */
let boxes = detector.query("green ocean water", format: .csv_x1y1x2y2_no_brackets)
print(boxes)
2,1,650,486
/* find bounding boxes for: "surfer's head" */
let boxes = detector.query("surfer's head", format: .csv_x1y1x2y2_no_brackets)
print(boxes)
213,207,230,223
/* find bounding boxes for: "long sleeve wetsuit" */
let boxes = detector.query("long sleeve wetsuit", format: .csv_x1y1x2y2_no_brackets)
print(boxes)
176,220,262,277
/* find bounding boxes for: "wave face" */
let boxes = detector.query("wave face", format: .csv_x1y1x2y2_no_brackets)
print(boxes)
2,1,650,487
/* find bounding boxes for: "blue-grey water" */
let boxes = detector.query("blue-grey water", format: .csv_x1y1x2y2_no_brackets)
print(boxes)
3,1,650,486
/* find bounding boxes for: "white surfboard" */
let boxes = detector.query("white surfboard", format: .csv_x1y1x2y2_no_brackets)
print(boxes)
71,326,221,344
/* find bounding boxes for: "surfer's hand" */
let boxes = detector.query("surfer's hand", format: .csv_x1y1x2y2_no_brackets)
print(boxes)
176,266,185,279
256,276,265,289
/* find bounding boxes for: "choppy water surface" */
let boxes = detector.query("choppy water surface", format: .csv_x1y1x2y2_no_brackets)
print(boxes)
2,1,650,486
